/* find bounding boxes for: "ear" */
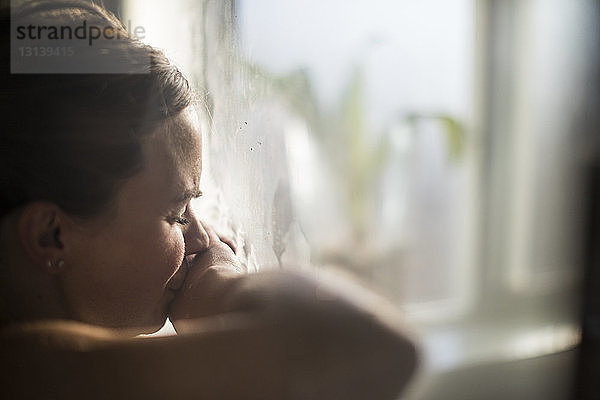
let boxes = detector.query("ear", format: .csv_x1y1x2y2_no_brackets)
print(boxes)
16,202,67,274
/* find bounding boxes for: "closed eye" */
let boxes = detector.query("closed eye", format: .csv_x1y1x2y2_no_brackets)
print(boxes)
168,188,201,226
167,212,190,226
175,216,190,225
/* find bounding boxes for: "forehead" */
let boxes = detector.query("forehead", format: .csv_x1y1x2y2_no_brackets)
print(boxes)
143,109,203,194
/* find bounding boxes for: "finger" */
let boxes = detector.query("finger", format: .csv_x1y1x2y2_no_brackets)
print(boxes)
199,221,237,254
199,221,220,245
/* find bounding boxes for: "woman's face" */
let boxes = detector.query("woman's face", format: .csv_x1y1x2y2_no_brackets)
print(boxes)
59,109,207,332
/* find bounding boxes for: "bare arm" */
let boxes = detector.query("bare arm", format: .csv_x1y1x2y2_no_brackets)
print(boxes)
166,222,419,400
2,298,416,400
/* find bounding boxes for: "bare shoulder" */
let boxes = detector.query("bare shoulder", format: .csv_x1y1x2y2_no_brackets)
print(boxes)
0,316,286,400
1,320,123,351
0,320,126,399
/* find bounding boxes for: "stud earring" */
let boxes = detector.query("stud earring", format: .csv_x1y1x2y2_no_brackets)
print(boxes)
47,259,65,270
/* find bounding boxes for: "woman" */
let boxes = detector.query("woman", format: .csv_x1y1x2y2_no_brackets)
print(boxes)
0,1,417,399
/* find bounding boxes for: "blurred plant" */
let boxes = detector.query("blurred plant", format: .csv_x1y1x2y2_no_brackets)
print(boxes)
244,61,465,245
404,112,465,162
270,66,392,241
333,68,392,240
271,179,293,268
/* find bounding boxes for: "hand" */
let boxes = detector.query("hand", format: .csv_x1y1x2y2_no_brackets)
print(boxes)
168,222,246,330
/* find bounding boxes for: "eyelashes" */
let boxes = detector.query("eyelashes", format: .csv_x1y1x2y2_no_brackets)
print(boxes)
175,217,190,226
167,214,190,226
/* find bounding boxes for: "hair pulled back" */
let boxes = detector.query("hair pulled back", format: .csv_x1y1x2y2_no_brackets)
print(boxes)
0,0,194,218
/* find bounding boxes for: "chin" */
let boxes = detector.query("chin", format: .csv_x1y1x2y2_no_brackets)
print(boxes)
112,307,168,335
136,310,169,335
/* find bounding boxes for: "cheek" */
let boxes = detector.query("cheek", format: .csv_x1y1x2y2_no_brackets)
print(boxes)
161,229,186,279
121,225,185,288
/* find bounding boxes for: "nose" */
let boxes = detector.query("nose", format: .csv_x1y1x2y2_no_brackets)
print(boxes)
183,205,209,256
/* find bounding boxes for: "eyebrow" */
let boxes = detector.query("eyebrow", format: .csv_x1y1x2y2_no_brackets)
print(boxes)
173,188,203,204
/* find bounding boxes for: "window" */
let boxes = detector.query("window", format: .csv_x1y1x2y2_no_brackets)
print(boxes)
124,0,596,397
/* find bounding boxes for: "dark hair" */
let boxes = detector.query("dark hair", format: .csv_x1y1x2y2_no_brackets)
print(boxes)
0,0,194,218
